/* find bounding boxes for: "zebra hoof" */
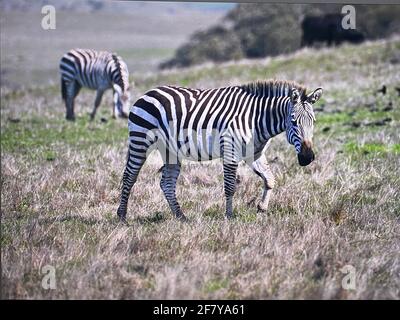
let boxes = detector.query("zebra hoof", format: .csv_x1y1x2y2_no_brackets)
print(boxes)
225,214,235,220
177,214,188,222
66,116,75,122
257,204,267,213
118,216,129,226
117,209,128,224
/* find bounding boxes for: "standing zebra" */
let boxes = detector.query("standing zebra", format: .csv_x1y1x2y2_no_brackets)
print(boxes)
117,80,323,221
59,48,131,121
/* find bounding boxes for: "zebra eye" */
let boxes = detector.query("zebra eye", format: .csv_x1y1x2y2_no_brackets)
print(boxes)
291,120,297,126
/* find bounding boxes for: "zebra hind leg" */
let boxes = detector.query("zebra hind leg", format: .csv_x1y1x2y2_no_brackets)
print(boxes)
65,90,75,121
160,163,187,221
65,81,81,121
117,138,151,222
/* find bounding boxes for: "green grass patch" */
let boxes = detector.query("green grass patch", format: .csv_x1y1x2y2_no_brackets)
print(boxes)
237,210,257,223
345,142,400,155
203,205,223,219
203,278,229,294
1,115,128,160
318,113,351,125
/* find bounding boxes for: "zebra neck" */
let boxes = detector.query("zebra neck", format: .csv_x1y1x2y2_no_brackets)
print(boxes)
110,58,127,92
255,95,290,142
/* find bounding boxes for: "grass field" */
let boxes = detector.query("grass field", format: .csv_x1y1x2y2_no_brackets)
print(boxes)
0,7,224,88
1,36,400,299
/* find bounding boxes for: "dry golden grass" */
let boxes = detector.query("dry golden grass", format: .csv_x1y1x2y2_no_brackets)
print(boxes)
1,37,400,299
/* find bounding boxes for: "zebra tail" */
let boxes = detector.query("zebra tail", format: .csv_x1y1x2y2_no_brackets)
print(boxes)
61,77,67,101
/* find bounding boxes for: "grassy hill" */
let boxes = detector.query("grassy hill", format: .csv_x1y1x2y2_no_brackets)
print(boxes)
161,4,400,69
1,37,400,299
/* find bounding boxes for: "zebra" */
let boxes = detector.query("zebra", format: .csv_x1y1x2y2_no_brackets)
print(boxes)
117,79,323,221
59,48,131,121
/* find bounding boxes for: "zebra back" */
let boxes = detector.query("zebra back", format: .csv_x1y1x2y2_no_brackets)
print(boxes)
60,48,130,93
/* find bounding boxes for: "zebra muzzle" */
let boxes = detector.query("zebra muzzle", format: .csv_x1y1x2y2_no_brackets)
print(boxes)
298,141,315,166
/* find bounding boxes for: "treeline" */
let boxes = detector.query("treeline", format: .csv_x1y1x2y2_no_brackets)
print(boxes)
160,4,400,69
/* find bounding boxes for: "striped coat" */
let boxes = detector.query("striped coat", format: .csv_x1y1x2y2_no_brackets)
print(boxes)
117,80,323,221
60,48,131,121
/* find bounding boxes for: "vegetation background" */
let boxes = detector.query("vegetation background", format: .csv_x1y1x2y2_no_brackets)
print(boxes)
1,1,399,299
161,4,400,68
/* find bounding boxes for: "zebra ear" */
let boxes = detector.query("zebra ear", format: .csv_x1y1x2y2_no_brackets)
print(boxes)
291,88,301,103
306,88,323,104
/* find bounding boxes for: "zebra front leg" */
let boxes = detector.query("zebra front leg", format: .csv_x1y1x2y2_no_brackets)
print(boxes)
90,89,104,121
223,161,238,219
251,154,275,213
160,163,186,221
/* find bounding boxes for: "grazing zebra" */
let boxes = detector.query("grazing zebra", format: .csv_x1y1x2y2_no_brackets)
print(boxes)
59,48,131,121
117,80,323,221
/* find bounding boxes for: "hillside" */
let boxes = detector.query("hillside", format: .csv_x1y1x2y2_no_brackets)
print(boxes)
1,37,400,299
161,3,400,69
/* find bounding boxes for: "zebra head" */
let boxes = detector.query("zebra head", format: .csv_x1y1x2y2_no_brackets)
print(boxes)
113,84,131,118
286,87,323,166
120,88,131,114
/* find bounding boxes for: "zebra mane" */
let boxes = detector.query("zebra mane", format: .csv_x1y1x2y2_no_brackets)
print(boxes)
111,54,128,93
240,79,307,99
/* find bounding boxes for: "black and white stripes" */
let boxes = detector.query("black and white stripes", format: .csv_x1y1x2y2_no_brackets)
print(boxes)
60,48,131,121
117,79,323,220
